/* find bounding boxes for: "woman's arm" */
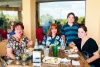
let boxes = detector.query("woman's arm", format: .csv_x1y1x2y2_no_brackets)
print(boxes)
7,48,15,60
86,50,99,63
69,42,76,48
86,38,99,63
69,42,78,50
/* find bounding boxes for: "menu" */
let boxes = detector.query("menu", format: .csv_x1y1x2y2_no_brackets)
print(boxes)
32,49,42,66
33,49,41,62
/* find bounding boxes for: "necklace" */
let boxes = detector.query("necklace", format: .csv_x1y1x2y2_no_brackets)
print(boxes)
15,35,22,42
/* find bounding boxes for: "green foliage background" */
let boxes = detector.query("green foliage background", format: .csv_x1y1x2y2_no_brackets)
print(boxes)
0,11,18,29
40,14,85,26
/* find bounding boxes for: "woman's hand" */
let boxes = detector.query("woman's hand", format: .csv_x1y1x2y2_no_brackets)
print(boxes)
69,42,78,52
73,46,78,52
27,41,34,47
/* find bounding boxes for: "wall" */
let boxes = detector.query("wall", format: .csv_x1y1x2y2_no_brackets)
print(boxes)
22,0,36,42
86,0,100,49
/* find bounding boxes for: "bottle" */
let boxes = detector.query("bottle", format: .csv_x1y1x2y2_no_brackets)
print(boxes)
34,39,39,50
32,39,42,63
54,39,58,46
52,39,58,57
61,37,65,49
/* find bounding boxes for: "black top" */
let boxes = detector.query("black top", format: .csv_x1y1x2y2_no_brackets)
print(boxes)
73,38,100,67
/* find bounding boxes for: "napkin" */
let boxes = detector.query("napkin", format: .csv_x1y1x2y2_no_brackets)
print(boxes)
68,54,79,58
60,58,71,63
72,60,80,65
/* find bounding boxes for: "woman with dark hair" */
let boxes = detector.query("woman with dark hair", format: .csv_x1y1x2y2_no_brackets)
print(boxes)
69,25,100,67
42,23,64,46
6,22,34,60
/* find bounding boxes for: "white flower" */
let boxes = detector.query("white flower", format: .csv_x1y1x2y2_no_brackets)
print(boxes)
42,41,45,44
47,37,51,40
46,41,50,46
56,36,59,40
56,41,59,45
60,38,62,42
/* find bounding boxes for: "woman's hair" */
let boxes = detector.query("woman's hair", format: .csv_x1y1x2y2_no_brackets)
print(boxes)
79,25,87,32
13,22,24,31
67,12,75,19
47,23,60,36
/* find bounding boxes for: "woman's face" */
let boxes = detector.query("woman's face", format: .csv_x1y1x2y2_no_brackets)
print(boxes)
67,14,75,23
14,25,23,36
51,27,57,35
78,28,87,38
10,22,14,30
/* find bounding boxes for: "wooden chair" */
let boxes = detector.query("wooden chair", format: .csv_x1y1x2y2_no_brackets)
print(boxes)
0,42,7,67
0,42,7,57
0,57,7,67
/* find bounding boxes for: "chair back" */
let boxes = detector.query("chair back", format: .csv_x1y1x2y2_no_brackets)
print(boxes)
0,42,6,57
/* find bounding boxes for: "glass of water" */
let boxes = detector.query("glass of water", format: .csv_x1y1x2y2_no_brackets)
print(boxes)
44,47,49,57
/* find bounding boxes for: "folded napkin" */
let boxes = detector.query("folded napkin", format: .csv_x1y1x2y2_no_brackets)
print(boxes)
72,60,80,65
68,54,79,58
60,58,71,63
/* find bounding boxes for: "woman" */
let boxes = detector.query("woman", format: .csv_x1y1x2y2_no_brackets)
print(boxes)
9,21,15,37
69,25,100,67
61,12,78,45
42,23,64,46
6,22,34,60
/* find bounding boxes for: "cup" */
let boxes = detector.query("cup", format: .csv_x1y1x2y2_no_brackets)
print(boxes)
44,47,49,57
15,56,21,64
52,45,58,57
60,45,65,50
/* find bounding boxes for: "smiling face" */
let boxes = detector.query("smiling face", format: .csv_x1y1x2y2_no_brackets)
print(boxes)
14,25,23,36
51,26,57,35
78,28,87,38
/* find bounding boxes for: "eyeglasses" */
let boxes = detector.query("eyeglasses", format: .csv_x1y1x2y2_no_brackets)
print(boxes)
10,25,14,26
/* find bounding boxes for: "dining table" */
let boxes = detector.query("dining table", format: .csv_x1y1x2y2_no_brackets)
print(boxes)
7,46,90,67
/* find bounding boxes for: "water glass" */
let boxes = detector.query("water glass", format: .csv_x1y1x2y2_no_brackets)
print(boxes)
15,56,20,64
44,47,49,57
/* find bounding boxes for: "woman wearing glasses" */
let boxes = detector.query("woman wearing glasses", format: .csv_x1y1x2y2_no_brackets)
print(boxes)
9,21,15,37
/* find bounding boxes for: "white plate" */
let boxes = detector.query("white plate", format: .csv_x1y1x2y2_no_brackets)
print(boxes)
64,49,78,54
72,60,80,65
42,57,61,64
68,54,79,58
60,58,71,63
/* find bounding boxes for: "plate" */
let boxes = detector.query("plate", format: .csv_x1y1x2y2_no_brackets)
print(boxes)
68,54,79,58
64,49,78,54
42,57,61,64
26,48,34,53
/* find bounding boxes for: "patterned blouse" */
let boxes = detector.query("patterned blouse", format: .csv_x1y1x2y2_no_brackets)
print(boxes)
6,35,30,57
42,35,63,46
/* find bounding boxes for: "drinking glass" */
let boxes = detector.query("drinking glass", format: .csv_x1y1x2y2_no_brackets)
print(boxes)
15,56,20,64
44,47,49,57
82,51,89,59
